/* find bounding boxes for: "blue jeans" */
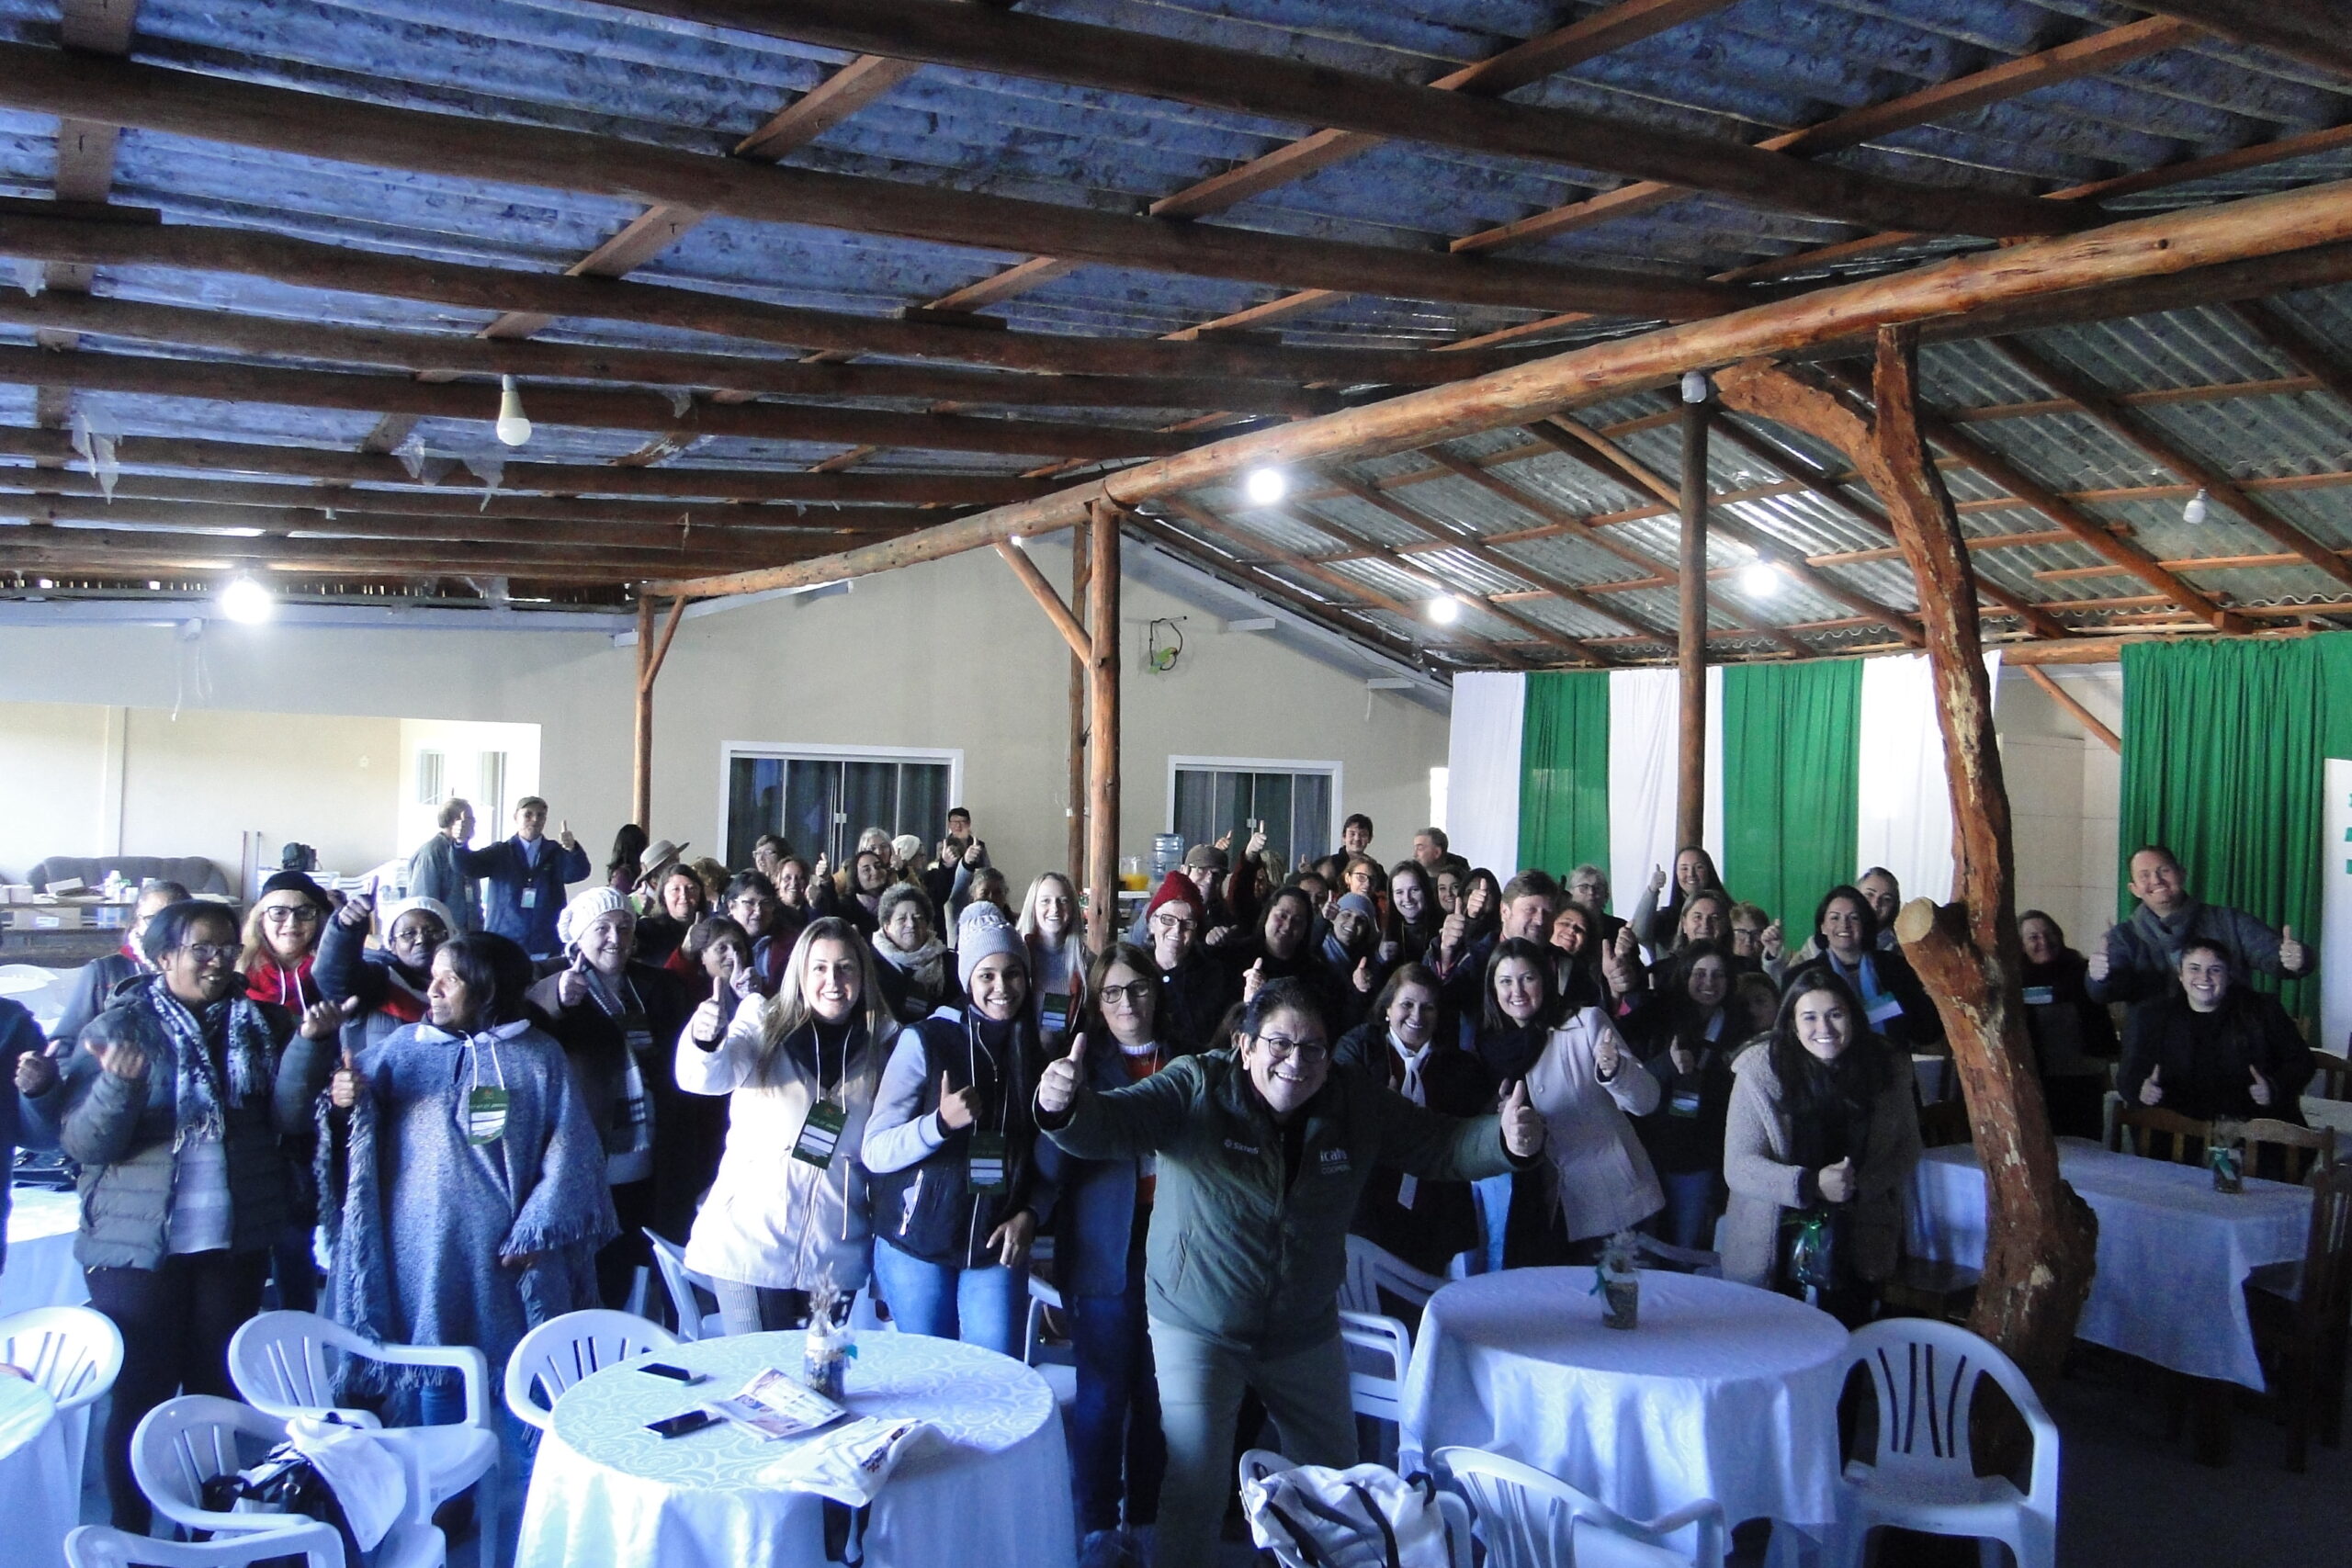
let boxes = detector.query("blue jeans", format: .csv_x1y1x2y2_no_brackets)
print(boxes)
1068,1258,1165,1532
1654,1168,1719,1252
871,1237,1025,1356
418,1379,469,1427
1471,1173,1513,1275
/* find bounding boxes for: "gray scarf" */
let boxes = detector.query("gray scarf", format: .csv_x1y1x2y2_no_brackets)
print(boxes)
145,975,277,1153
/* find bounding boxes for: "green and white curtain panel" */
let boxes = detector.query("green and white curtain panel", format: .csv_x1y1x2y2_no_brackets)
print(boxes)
1446,652,1995,931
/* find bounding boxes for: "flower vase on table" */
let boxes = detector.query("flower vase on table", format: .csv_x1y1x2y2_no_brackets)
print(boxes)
2209,1120,2245,1194
1596,1231,1640,1330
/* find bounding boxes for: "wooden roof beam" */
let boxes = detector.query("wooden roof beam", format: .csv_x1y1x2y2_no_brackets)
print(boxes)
2134,2,2352,81
2230,300,2352,407
0,528,805,581
1122,513,1446,670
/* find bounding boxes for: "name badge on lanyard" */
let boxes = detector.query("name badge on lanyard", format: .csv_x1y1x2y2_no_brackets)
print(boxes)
521,886,538,909
793,1099,847,1168
2021,986,2055,1007
465,1086,511,1145
967,1131,1009,1195
1669,1087,1703,1118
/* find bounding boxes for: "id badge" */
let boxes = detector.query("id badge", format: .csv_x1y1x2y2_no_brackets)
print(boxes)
794,1100,848,1168
1396,1173,1419,1209
967,1131,1008,1195
521,886,538,909
621,1012,654,1055
466,1086,511,1145
1866,994,1904,1026
2020,986,2055,1007
1669,1088,1703,1118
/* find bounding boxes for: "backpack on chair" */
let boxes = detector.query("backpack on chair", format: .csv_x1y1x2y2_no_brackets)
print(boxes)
1240,1461,1456,1568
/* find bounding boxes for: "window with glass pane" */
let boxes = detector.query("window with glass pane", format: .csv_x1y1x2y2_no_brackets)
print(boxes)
1171,764,1335,874
725,753,954,870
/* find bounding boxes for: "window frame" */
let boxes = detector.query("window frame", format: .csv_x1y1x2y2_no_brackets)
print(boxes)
1165,754,1344,870
718,740,966,869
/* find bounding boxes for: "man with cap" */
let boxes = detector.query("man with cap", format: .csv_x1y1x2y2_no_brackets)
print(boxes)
461,796,590,963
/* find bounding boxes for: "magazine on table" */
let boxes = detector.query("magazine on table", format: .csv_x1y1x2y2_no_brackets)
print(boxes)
705,1368,849,1440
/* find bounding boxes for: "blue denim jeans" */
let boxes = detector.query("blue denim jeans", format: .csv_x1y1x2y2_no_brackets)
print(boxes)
1471,1172,1513,1275
871,1237,1026,1356
1654,1168,1720,1252
1068,1258,1165,1532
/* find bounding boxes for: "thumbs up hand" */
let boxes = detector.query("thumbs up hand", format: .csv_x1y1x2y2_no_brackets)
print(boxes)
1499,1079,1545,1158
329,1047,366,1111
558,819,577,852
14,1046,58,1097
2139,1063,2165,1106
1242,957,1267,1005
936,1069,982,1132
1353,957,1376,994
2280,924,2308,974
1819,1156,1857,1204
1037,1032,1089,1116
2087,931,2113,984
2249,1063,2274,1108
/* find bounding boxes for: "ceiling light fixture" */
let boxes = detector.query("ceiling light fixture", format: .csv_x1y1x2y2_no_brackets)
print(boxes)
2183,488,2210,525
1738,562,1782,597
1243,468,1287,506
1427,595,1462,626
1680,370,1711,404
494,376,533,447
220,576,276,624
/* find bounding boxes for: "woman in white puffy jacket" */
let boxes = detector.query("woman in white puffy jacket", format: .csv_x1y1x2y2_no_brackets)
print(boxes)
675,915,897,1332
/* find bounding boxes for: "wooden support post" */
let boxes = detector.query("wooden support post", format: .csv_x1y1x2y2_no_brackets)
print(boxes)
1676,393,1709,851
1713,336,2098,1382
991,537,1091,660
1085,501,1123,950
631,593,687,832
2023,666,2121,753
1069,514,1091,883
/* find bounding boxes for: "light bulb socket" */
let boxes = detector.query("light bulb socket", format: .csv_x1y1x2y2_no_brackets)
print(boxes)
2183,488,2210,525
1680,370,1711,405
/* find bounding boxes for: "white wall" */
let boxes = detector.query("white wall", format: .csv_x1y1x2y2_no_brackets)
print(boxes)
0,537,1452,893
1995,662,2123,948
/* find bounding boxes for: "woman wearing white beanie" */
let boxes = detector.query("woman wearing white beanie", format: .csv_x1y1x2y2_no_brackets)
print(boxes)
861,906,1056,1353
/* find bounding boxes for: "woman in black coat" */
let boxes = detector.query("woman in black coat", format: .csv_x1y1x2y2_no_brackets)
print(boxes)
1791,886,1944,1058
2018,910,2118,1140
2120,938,2312,1130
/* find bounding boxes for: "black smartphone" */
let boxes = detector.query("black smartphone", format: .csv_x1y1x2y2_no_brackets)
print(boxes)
645,1409,722,1438
639,1362,703,1384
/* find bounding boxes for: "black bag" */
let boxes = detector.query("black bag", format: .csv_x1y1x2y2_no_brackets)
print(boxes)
199,1443,368,1567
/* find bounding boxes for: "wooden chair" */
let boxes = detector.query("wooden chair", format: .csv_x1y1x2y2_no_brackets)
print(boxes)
2239,1118,2334,1186
1879,1256,1981,1325
2244,1160,2352,1470
2104,1097,2211,1166
2306,1050,2351,1103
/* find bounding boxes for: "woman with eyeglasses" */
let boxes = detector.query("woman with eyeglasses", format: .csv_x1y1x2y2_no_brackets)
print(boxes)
1141,873,1228,1055
721,870,797,998
1037,976,1545,1568
311,891,454,1059
1046,943,1178,1568
239,870,332,1012
29,899,341,1529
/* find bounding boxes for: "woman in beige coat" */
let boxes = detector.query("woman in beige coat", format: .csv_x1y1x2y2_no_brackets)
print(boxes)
1722,973,1922,1325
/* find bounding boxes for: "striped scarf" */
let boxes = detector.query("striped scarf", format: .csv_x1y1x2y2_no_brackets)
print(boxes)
143,975,277,1153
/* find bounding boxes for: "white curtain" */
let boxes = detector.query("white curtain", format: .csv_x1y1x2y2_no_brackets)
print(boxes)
1853,650,2001,905
1445,671,1526,878
1605,667,1724,917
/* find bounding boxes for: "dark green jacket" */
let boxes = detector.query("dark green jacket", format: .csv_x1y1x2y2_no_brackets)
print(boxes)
1042,1049,1529,1356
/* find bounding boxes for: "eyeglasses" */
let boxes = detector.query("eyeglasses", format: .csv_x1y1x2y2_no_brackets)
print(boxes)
259,906,322,926
1098,982,1154,1006
1254,1033,1329,1065
1149,913,1199,934
176,943,240,965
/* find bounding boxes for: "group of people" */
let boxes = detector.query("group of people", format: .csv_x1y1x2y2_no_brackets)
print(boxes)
0,797,2324,1568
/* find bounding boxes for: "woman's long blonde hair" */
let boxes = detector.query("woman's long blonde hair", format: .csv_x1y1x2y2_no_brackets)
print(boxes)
1016,872,1080,942
757,915,899,1077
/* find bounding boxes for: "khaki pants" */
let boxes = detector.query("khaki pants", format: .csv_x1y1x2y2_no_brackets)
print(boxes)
1146,1317,1358,1568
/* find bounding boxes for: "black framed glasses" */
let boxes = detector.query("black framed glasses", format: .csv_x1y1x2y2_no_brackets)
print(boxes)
1254,1033,1329,1065
1098,982,1154,1006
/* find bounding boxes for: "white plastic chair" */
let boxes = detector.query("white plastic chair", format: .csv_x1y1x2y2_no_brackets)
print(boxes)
1338,1308,1411,1465
503,1309,678,1432
1022,1272,1078,1408
1238,1450,1474,1568
130,1395,446,1568
1436,1447,1727,1568
67,1521,347,1568
1341,1235,1448,1319
643,1230,727,1340
1831,1319,2059,1568
0,1303,122,1490
225,1312,498,1568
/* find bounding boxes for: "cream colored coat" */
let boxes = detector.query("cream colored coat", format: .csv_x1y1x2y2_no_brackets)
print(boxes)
1527,1006,1664,1242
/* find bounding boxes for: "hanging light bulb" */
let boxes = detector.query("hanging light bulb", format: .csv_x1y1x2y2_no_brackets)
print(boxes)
1739,561,1782,597
493,375,533,447
2183,487,2210,525
220,576,275,624
1427,594,1462,626
1680,370,1711,405
1243,467,1287,506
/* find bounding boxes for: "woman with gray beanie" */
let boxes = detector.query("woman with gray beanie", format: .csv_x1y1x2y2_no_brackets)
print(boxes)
861,905,1056,1354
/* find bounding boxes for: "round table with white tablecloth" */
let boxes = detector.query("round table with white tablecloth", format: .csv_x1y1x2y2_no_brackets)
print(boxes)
2,1188,89,1318
515,1330,1073,1568
1400,1269,1849,1531
0,1372,74,1568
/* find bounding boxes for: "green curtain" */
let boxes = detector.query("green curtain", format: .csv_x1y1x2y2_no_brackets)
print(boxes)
2120,631,2352,1017
1722,659,1862,927
1518,671,1611,880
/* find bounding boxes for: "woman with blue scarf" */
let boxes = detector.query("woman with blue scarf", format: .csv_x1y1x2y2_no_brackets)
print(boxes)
1788,886,1944,1057
30,899,342,1530
319,931,615,1430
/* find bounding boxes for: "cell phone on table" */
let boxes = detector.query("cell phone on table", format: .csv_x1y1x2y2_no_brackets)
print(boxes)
639,1362,705,1386
644,1408,723,1438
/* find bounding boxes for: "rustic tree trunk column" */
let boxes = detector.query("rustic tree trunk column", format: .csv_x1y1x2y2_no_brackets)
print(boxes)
1716,334,2097,1382
1085,501,1123,951
1676,390,1710,851
1069,515,1092,884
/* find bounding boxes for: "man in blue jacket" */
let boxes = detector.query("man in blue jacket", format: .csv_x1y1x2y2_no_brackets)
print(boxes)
459,795,590,961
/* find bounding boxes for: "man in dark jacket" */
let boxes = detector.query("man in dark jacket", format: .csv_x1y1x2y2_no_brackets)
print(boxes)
1037,976,1544,1568
2092,844,2313,1006
460,795,590,961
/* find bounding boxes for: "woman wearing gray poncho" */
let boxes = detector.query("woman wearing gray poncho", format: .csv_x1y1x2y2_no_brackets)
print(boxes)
320,931,616,1428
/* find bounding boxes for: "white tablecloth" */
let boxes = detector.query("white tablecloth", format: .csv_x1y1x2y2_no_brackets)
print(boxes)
0,1373,74,1568
1,1189,86,1319
516,1331,1073,1568
1905,1137,2311,1388
1400,1269,1849,1530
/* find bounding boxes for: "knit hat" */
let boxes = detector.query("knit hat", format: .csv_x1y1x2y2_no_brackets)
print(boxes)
1336,893,1379,922
1145,870,1205,924
956,903,1027,989
1182,842,1228,872
382,897,457,938
258,869,331,911
891,833,922,867
558,885,633,948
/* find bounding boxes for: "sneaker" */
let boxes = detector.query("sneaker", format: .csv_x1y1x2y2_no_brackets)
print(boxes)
1079,1529,1127,1568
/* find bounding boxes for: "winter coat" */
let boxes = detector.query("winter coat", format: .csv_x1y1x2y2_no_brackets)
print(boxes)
1043,1049,1529,1358
676,998,889,1293
2119,988,2312,1124
1790,947,1945,1054
0,998,43,1271
2093,898,2312,1007
1721,1040,1923,1291
1333,1021,1493,1275
2019,952,2117,1078
311,918,435,1060
42,981,332,1269
1514,1007,1663,1249
50,950,142,1046
459,835,591,957
863,1008,1055,1270
403,836,481,933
